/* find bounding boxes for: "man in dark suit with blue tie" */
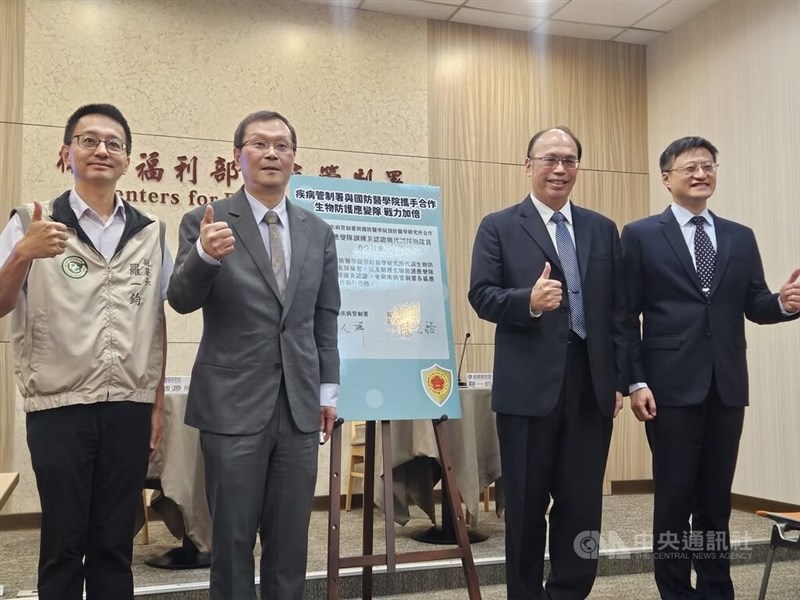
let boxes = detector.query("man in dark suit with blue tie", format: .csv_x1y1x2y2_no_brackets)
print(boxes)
168,111,341,600
469,127,627,599
621,136,800,599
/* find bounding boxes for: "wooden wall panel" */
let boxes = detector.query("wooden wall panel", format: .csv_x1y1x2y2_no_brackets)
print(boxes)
429,21,652,484
648,0,800,503
0,0,25,483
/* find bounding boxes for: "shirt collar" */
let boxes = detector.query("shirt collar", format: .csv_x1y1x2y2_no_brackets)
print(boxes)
69,188,125,222
671,202,714,228
530,194,573,225
244,188,288,225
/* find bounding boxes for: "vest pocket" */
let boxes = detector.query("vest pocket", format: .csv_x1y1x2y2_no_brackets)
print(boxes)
29,309,52,373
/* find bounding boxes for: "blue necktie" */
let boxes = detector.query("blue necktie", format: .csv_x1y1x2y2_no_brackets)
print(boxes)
690,215,715,296
551,211,587,339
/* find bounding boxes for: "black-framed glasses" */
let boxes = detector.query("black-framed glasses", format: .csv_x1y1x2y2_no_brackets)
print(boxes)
665,162,718,176
71,134,127,155
241,140,295,154
529,156,580,170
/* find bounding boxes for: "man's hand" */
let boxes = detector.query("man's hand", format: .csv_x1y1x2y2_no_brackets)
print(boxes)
779,268,800,313
613,391,623,418
149,404,164,460
15,201,69,260
530,262,563,312
319,406,337,444
199,204,235,260
631,387,657,421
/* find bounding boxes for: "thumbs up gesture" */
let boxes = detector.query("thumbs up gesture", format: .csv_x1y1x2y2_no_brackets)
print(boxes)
780,267,800,313
15,201,69,260
529,261,563,312
199,204,235,261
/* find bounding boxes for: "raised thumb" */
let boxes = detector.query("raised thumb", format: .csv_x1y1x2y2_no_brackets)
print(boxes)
202,204,214,225
32,201,43,221
541,261,551,280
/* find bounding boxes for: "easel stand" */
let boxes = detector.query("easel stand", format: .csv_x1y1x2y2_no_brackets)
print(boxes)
327,417,482,600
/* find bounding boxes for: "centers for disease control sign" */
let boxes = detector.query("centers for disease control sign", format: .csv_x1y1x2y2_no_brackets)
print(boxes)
290,175,460,420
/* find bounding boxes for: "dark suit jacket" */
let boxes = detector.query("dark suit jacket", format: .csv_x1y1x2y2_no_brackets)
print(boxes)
621,206,798,408
469,196,627,418
168,188,341,435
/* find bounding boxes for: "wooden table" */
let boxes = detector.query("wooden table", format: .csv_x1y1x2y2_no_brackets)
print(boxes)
375,388,503,531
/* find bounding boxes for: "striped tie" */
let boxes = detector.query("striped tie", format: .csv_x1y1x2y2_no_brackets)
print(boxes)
265,210,287,297
551,211,587,339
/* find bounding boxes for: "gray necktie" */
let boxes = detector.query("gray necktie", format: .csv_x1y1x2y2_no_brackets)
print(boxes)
265,210,287,297
690,215,715,296
551,211,587,339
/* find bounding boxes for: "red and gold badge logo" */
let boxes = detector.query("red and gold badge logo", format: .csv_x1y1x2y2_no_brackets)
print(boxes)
420,364,453,407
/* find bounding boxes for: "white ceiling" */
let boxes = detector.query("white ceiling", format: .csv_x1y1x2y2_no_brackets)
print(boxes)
299,0,718,44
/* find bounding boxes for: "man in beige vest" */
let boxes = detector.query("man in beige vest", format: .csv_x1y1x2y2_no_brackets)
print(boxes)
0,103,171,600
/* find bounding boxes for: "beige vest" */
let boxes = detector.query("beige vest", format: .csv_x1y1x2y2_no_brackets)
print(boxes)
10,200,165,412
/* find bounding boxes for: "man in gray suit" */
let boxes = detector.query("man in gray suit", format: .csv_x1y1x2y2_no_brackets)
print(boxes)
168,110,341,600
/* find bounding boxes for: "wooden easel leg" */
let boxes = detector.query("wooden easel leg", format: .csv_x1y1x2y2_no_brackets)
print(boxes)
381,421,396,573
327,419,344,600
433,417,482,600
361,421,377,600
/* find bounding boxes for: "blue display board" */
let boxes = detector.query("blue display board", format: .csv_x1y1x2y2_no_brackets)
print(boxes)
290,175,460,420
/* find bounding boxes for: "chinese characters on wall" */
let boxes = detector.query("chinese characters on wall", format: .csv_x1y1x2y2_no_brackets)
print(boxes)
56,148,405,206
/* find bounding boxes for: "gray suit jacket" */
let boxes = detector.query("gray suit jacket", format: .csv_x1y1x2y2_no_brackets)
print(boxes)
168,188,341,435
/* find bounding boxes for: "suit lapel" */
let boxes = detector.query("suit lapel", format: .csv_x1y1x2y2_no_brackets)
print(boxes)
283,200,309,315
228,190,283,300
659,207,705,296
571,204,592,282
518,196,561,270
709,211,731,298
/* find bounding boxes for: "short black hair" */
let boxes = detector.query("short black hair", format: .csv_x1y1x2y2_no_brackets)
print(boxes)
527,126,582,161
64,103,132,155
233,110,297,150
659,136,718,172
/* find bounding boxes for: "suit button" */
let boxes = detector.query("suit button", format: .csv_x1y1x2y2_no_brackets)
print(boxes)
280,325,286,333
706,332,712,338
559,335,567,343
560,306,567,313
274,363,282,371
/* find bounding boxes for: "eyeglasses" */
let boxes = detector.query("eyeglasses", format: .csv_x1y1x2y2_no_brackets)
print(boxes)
241,140,295,154
529,156,580,170
71,134,127,155
665,162,718,176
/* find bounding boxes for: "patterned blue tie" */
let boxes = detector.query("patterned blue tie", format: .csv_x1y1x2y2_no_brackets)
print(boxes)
690,215,715,296
551,211,587,339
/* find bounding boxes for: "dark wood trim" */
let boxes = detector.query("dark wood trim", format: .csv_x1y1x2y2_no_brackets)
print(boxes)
611,479,654,494
0,511,40,530
9,489,793,531
731,493,800,514
0,508,164,531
